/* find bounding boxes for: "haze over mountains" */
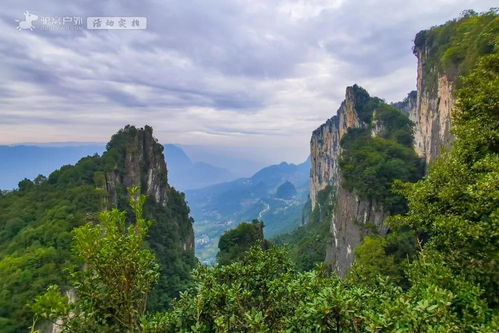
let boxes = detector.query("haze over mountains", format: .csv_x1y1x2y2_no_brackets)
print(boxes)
0,145,106,190
0,142,310,264
186,158,310,264
0,144,293,191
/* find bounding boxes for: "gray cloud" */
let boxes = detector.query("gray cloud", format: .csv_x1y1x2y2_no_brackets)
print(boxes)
0,0,496,163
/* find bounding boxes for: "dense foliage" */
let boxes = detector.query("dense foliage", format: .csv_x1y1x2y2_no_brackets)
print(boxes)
217,219,268,265
414,10,498,95
0,126,195,332
272,185,334,271
390,53,499,307
144,30,499,333
32,188,159,332
143,246,496,332
0,178,104,332
340,93,424,214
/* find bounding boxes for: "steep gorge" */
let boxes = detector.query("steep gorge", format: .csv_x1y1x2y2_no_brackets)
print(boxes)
311,86,414,276
310,12,498,276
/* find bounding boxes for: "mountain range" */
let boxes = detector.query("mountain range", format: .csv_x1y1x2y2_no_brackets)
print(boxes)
186,158,310,264
0,143,310,264
0,144,240,191
164,144,234,190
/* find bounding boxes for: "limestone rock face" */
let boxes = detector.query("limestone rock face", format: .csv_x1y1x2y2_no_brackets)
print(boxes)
309,86,366,208
411,47,455,164
105,125,169,207
103,125,195,256
325,185,388,276
310,116,341,208
391,90,417,115
310,85,390,276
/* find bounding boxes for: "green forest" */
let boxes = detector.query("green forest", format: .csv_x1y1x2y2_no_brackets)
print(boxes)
0,127,196,332
0,10,497,333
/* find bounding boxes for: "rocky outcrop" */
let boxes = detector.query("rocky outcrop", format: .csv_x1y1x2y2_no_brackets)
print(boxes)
411,46,455,164
310,117,341,208
309,85,366,208
107,125,194,253
310,86,390,276
325,185,388,275
103,126,195,309
105,125,169,207
391,90,417,115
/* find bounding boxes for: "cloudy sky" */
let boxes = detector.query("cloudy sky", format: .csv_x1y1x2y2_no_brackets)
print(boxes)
0,0,495,163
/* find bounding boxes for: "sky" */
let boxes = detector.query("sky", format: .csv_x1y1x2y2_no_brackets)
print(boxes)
0,0,496,164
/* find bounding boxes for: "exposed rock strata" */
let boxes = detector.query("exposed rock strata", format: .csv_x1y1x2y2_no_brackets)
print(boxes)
325,185,388,275
411,47,455,164
310,86,390,276
105,125,169,207
309,86,365,208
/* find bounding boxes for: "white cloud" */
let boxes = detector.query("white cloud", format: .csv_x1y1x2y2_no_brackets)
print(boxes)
0,0,496,163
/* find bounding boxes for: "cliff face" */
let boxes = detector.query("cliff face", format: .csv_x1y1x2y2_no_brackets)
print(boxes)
310,86,390,276
325,185,388,275
411,47,455,164
309,86,365,208
311,14,496,278
391,90,417,115
103,125,195,308
105,125,169,207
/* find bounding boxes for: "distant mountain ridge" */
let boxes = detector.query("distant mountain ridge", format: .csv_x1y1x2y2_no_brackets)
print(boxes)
0,144,234,192
0,145,105,190
164,144,234,190
186,157,310,264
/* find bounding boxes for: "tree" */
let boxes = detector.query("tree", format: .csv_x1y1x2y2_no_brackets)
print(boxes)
31,187,159,332
390,54,499,307
217,219,268,265
348,236,400,285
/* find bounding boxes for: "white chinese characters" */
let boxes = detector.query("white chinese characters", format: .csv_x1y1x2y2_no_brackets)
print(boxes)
87,17,147,30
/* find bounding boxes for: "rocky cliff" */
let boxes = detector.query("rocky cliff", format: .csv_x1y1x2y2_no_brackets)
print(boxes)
102,125,195,308
105,125,169,207
311,12,497,277
325,185,388,275
409,12,497,164
391,90,417,115
310,86,393,276
309,85,366,208
410,46,455,164
34,125,196,332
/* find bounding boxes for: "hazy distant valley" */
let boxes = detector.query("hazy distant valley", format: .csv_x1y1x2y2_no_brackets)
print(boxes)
0,143,310,263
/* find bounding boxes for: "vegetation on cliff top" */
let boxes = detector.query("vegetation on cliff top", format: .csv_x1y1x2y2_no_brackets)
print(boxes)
414,10,498,94
217,219,268,266
340,90,424,214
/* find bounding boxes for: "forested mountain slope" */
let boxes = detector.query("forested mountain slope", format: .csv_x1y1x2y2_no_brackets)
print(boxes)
0,126,196,332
